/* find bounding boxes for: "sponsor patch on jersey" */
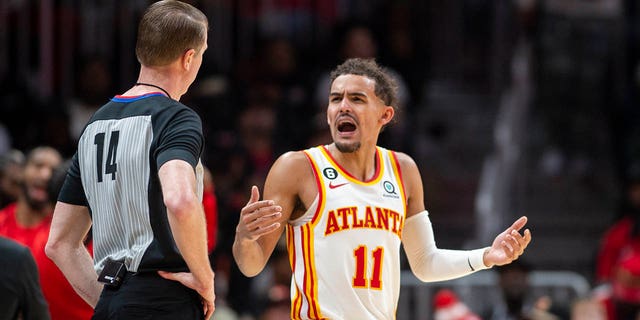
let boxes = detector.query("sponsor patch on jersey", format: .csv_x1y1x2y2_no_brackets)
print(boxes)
382,180,400,199
323,167,338,180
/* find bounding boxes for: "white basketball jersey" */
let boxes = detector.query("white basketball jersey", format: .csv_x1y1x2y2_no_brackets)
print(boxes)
287,145,407,320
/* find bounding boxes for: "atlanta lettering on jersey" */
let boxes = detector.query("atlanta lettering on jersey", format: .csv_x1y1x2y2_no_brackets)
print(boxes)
324,206,404,238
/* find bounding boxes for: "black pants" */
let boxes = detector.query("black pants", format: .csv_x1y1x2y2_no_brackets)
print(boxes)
92,272,204,320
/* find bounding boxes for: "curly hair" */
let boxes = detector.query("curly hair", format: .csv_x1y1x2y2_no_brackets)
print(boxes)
329,58,399,109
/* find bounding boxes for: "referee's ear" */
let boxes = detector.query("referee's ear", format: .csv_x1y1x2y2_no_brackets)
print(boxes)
181,48,196,71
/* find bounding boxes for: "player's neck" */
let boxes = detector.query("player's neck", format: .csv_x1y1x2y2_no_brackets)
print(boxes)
328,143,378,181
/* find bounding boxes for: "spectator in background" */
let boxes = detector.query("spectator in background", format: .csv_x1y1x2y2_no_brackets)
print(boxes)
216,102,279,318
0,236,50,320
377,1,427,110
47,159,93,247
233,36,312,153
0,149,25,209
312,22,410,111
66,55,113,143
478,259,563,320
594,163,640,319
593,248,640,319
432,288,480,320
252,246,291,318
0,146,93,319
570,297,606,320
596,163,640,284
203,165,218,255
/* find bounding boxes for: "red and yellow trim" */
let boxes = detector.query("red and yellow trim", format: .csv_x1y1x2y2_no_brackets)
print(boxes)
288,150,327,319
319,145,384,186
303,150,327,225
389,151,407,239
287,225,303,319
388,151,407,210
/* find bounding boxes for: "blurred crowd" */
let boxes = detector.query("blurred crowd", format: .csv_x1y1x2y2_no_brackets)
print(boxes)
2,0,640,319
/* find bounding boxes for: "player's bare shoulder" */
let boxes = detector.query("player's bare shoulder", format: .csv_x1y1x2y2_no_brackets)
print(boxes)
271,151,311,177
391,151,419,173
265,151,314,192
389,150,423,205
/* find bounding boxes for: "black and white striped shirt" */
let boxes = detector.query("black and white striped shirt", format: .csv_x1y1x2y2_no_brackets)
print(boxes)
58,93,204,273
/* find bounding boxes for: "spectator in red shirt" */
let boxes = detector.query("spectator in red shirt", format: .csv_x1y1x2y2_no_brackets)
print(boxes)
0,146,93,320
203,165,218,254
597,165,640,283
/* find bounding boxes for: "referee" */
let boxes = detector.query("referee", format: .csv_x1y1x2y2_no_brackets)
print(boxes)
46,1,214,319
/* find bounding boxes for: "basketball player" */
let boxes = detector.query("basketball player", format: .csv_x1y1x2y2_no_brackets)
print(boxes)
45,1,214,319
233,58,532,319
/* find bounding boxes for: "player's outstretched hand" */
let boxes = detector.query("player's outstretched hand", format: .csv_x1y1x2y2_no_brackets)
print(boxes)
484,216,532,268
158,271,215,319
236,185,282,242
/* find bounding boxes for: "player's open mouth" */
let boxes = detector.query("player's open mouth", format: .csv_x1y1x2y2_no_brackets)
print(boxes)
337,119,357,133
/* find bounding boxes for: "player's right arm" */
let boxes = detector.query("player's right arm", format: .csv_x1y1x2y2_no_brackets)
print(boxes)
233,151,308,277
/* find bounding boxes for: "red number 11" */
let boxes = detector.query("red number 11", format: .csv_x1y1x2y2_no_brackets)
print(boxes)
353,246,384,289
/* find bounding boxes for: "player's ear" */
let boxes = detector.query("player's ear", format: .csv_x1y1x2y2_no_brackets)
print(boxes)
380,105,395,125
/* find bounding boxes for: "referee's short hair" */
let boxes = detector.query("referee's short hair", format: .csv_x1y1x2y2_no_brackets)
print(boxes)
136,0,208,67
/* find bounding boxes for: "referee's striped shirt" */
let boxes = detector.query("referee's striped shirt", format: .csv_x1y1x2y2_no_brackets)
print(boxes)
58,92,204,274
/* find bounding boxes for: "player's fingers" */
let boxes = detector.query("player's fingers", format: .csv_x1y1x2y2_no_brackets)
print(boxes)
506,233,522,255
246,185,260,206
509,216,528,232
255,210,282,223
501,240,515,259
245,211,282,231
241,200,277,217
250,222,281,237
523,229,532,245
242,203,281,224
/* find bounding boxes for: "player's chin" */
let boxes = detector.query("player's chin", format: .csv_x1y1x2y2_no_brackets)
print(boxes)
335,141,361,153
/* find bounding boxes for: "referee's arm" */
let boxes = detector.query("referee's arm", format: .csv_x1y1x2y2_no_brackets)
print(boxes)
157,159,215,316
46,202,101,307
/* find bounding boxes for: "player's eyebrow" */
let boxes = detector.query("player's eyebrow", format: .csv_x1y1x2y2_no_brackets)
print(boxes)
329,91,368,98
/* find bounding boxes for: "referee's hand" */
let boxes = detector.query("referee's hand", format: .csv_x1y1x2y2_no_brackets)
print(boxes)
158,270,216,318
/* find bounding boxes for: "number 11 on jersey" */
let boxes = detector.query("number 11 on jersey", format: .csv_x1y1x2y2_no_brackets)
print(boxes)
353,246,384,289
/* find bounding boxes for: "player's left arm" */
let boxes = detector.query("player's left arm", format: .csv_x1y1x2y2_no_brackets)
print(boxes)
46,202,102,307
396,152,532,282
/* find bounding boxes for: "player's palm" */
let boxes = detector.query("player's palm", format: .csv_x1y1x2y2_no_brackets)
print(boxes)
237,186,282,241
485,216,531,267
